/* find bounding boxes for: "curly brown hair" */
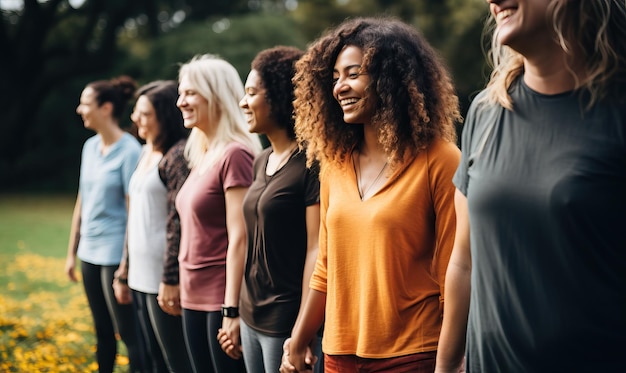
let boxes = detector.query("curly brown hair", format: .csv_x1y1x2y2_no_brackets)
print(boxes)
251,46,304,140
293,16,461,168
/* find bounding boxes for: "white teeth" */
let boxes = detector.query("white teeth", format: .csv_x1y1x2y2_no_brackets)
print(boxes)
496,9,514,23
340,98,359,106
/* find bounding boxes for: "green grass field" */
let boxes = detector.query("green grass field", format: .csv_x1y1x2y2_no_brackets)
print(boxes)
0,194,129,372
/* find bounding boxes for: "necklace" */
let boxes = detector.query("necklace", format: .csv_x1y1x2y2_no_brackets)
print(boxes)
355,152,388,200
267,143,297,176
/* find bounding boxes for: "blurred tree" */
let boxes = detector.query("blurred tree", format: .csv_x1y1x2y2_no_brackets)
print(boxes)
0,0,291,190
0,0,488,191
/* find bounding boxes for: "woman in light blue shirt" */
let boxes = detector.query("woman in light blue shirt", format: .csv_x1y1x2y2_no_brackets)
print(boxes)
64,75,144,373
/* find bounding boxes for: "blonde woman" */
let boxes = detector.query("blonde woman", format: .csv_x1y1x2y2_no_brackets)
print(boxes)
175,54,262,373
436,1,626,372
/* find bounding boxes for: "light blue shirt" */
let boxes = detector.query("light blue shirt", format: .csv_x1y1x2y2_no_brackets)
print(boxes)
77,132,141,265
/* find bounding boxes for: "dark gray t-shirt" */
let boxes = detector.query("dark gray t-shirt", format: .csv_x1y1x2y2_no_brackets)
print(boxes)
454,77,626,372
240,148,320,336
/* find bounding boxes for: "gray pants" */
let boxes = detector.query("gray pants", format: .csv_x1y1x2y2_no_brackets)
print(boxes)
240,319,324,373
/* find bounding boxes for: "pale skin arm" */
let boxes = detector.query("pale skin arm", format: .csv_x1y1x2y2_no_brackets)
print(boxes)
217,186,248,360
435,189,471,373
64,193,82,282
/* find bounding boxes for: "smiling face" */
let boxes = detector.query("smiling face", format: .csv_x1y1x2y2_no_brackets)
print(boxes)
240,69,273,135
488,0,552,54
176,74,209,131
131,95,160,143
76,87,108,131
332,45,375,125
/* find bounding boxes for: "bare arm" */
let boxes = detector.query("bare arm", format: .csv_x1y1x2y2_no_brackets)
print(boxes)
281,289,326,372
220,186,249,360
299,203,320,313
435,189,471,373
64,194,82,282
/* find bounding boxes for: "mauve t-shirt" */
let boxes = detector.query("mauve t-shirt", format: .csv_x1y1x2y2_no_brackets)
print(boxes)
176,142,253,311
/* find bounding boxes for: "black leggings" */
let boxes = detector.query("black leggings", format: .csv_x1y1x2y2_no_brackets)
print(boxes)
134,290,192,373
182,309,246,373
81,262,145,373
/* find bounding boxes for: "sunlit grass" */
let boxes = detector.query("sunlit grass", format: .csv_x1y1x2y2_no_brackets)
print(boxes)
0,194,130,372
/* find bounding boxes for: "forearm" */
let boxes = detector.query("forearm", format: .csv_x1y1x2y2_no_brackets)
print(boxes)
299,246,318,313
66,195,81,257
223,237,246,307
161,215,181,284
291,289,326,350
436,189,471,372
436,262,471,370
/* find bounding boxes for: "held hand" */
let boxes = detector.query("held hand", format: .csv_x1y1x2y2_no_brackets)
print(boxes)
157,282,182,316
279,338,316,373
217,326,243,360
112,277,132,304
217,317,243,360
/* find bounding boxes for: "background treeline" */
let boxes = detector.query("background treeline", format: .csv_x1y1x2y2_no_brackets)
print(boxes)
0,0,489,192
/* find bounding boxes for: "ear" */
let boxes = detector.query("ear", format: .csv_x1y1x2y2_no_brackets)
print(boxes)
100,101,114,116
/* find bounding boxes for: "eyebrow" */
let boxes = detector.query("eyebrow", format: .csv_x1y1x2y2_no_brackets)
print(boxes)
333,64,362,73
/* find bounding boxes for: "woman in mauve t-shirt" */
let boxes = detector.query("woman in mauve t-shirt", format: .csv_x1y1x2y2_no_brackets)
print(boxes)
174,54,262,373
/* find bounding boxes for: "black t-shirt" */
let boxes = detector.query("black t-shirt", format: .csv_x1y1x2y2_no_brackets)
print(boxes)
454,77,626,372
240,147,320,336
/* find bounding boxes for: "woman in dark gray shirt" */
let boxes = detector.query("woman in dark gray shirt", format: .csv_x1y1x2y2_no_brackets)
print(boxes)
218,46,322,373
436,1,626,372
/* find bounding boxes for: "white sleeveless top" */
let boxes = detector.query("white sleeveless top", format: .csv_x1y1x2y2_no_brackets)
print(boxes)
127,153,167,294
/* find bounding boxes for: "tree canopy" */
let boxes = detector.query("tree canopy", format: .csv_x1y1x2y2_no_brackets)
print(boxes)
0,0,488,191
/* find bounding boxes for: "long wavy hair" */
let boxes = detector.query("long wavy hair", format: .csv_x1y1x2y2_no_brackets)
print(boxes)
179,54,262,169
293,16,460,169
483,0,626,110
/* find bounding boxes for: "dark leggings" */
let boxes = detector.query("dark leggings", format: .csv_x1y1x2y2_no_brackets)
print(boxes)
182,309,246,373
81,262,145,373
134,290,192,373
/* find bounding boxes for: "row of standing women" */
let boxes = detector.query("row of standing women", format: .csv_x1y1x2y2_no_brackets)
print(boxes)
65,2,626,372
65,43,321,372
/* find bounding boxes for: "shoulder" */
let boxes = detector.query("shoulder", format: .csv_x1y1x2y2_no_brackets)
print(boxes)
121,133,142,151
83,134,100,149
427,138,461,158
224,141,253,158
163,139,187,161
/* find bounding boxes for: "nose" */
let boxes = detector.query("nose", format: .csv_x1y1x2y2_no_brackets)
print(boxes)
333,78,349,98
130,109,138,123
176,95,184,108
239,95,247,109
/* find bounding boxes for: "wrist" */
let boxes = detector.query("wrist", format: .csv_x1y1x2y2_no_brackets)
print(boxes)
115,275,128,285
221,305,239,318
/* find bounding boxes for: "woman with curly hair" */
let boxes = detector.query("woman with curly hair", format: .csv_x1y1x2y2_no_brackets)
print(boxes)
436,1,626,372
280,16,461,373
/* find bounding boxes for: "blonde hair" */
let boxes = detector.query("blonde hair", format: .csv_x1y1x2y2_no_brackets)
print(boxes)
179,54,262,169
483,0,626,110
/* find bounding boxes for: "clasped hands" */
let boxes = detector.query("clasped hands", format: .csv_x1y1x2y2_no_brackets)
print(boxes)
217,317,243,360
279,338,317,373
